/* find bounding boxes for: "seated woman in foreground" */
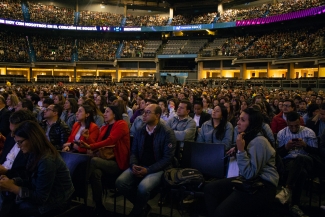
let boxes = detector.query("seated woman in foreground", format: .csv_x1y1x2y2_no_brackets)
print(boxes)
0,120,74,217
62,104,99,153
204,108,279,217
80,105,130,216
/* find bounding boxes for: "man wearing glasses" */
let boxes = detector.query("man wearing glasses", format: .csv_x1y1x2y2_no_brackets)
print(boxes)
276,111,318,217
39,104,70,150
271,99,304,134
116,104,176,217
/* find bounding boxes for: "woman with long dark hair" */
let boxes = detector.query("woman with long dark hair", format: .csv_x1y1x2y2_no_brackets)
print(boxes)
0,121,74,216
62,104,99,153
84,99,104,127
204,108,278,217
80,105,130,216
224,101,237,127
60,98,78,129
95,95,107,114
196,104,233,150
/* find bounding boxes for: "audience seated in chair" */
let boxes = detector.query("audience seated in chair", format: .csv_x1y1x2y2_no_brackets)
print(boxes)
276,111,319,217
40,104,71,150
79,105,130,216
116,104,176,217
62,105,99,153
204,108,278,217
0,121,74,217
189,100,211,141
196,104,233,150
167,100,196,148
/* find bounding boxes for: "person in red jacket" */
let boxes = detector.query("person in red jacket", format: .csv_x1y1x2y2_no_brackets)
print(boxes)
80,105,130,216
62,104,99,152
271,99,304,134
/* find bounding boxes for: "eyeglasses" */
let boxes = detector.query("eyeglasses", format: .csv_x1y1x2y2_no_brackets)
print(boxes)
15,139,26,146
143,110,154,115
282,104,292,108
45,108,54,112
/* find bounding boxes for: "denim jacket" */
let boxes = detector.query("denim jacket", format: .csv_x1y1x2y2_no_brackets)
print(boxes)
14,154,74,214
166,115,196,147
60,111,76,130
196,120,233,150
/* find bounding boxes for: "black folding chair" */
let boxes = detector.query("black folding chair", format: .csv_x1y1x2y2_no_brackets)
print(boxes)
170,141,225,217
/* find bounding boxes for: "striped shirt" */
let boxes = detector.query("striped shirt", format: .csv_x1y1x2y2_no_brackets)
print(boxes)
277,126,318,159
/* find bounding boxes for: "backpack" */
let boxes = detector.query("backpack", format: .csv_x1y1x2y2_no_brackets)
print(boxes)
164,168,205,189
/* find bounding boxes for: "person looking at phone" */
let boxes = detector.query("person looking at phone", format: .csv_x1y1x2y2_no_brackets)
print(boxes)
116,104,176,217
62,105,99,152
276,111,318,217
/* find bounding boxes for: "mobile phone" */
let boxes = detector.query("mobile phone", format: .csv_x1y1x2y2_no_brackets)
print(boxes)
292,138,299,142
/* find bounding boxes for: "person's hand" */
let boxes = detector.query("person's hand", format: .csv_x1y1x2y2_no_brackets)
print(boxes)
81,129,89,140
294,139,307,148
62,142,71,148
226,147,236,156
236,132,245,152
0,133,5,141
285,140,296,150
132,165,147,178
0,177,16,192
132,104,139,111
0,165,8,175
79,140,90,149
62,146,70,152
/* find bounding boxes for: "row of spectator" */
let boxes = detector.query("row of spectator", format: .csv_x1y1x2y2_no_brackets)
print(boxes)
1,26,324,63
0,0,324,26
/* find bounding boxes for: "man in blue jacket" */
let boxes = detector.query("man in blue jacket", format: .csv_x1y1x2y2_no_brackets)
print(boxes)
116,104,176,217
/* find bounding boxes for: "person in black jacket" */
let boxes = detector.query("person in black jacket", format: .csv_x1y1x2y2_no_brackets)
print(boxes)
40,104,71,150
0,110,36,178
189,101,211,141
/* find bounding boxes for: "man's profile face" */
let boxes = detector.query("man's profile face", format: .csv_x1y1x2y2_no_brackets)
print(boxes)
287,119,300,134
142,104,157,124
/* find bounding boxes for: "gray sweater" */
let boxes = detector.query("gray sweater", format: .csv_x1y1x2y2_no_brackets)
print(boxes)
236,135,279,187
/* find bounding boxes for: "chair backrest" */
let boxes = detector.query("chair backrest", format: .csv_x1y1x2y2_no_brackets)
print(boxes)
181,141,225,179
59,152,91,203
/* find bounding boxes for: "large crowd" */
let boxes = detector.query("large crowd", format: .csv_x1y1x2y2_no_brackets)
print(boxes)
120,40,146,58
125,14,169,26
31,35,74,62
0,22,324,63
0,31,29,62
0,81,324,216
0,0,323,26
235,27,325,59
78,38,119,61
79,11,123,26
27,1,74,25
0,0,23,21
